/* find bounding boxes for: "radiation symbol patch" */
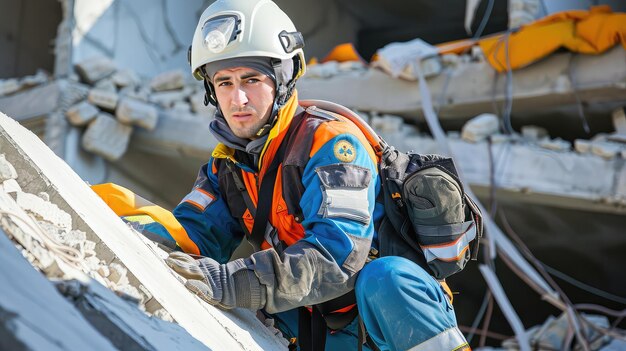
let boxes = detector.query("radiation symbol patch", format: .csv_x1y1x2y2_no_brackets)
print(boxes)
334,140,356,163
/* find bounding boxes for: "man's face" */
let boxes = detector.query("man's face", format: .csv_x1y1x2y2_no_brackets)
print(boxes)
213,66,276,139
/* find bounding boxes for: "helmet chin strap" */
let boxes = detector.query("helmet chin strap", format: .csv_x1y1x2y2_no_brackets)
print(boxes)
203,76,218,107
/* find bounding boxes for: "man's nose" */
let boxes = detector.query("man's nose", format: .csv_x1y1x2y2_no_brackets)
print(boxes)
231,87,248,107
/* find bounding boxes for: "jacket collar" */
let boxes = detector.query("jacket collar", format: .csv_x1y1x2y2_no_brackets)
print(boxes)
211,90,300,173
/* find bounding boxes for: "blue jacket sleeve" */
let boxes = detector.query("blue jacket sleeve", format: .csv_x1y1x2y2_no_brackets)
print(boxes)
173,158,245,263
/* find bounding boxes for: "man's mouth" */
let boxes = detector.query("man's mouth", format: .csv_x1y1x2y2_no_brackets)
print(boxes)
231,112,253,121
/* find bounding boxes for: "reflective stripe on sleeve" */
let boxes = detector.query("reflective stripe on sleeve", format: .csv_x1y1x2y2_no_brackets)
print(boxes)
408,327,470,351
180,188,216,211
421,223,476,263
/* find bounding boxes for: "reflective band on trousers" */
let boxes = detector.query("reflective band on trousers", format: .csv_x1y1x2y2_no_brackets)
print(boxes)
421,223,477,262
407,326,469,351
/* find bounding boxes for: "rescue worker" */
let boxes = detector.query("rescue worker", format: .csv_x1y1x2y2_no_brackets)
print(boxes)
165,0,470,350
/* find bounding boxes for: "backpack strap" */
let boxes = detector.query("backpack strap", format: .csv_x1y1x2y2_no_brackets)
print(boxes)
226,161,257,218
247,111,307,251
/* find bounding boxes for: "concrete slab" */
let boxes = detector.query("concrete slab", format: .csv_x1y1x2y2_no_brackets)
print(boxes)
0,227,115,351
0,82,60,122
56,279,210,351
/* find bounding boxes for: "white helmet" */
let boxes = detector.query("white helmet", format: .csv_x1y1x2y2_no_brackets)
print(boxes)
189,0,306,107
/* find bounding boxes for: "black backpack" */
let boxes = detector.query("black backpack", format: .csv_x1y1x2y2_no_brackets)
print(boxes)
300,100,483,280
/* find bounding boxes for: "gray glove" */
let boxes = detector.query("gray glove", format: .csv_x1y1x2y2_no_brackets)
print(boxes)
165,251,266,310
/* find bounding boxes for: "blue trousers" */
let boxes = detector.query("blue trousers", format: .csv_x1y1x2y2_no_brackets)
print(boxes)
271,256,466,351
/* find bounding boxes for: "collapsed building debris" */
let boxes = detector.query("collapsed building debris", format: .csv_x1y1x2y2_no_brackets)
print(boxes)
0,112,287,350
0,1,625,349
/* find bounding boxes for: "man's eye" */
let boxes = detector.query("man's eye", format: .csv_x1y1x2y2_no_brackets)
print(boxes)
217,81,232,87
246,78,259,84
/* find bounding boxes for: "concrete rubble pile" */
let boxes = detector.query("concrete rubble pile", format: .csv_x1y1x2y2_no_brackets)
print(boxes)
0,152,155,312
65,56,215,161
298,42,626,211
0,70,50,97
298,45,626,122
355,107,626,209
0,113,287,350
0,55,216,162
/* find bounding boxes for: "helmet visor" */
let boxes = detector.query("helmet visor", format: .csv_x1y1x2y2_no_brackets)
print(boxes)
201,15,240,54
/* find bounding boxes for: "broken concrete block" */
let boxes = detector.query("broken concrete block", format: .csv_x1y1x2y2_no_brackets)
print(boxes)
0,78,20,96
371,114,405,134
306,61,340,78
94,78,117,93
64,229,87,248
338,61,366,72
98,265,110,278
2,178,21,194
189,91,216,115
590,141,622,159
84,239,97,254
20,70,48,88
521,125,548,141
15,191,72,230
37,191,50,202
88,88,119,110
421,56,443,77
82,113,133,161
83,255,102,272
149,89,191,108
490,133,511,144
461,113,499,142
612,106,626,134
108,262,129,285
470,46,485,61
116,98,158,131
441,53,460,67
172,101,191,114
119,86,149,102
0,154,18,181
538,138,571,151
149,70,185,92
75,56,116,84
112,69,140,88
66,100,99,126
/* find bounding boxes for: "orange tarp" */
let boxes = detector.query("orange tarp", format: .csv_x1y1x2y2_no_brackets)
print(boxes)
320,43,365,63
472,6,626,72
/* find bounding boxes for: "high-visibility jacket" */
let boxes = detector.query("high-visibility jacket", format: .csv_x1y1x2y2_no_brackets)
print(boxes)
173,92,383,313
